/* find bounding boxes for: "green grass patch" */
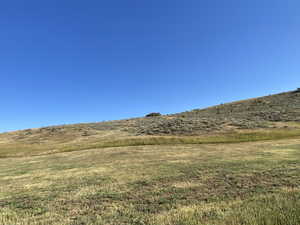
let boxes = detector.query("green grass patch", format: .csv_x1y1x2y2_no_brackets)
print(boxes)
153,191,300,225
1,128,300,158
61,128,300,153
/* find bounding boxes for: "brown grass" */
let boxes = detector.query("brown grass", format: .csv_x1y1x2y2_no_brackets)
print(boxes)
0,137,300,224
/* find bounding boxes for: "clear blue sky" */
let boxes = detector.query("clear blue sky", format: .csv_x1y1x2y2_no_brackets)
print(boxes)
1,0,299,132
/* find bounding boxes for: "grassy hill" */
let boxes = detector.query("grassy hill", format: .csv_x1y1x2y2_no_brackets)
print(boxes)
1,89,300,157
0,90,300,224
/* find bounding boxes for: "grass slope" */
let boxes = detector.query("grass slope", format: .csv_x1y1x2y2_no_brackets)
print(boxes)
1,138,300,225
1,128,300,158
1,90,300,224
1,90,300,141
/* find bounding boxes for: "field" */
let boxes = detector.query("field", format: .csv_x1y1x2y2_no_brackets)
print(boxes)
1,131,300,225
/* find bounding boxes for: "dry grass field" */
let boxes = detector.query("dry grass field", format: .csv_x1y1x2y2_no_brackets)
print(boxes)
1,90,300,224
0,131,300,225
1,126,300,158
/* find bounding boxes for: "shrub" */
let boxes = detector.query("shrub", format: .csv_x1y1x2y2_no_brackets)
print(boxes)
146,112,162,117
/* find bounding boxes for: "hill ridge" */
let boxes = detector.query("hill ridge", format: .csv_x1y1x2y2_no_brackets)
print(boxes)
1,89,300,158
1,89,300,137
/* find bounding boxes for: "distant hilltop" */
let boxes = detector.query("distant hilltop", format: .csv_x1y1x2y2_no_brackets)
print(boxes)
1,89,300,141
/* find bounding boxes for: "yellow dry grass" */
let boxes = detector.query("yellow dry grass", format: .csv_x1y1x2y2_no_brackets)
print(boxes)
0,137,300,224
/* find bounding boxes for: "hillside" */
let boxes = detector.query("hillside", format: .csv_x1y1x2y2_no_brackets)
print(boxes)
1,89,300,151
1,90,300,225
1,89,300,158
138,89,300,135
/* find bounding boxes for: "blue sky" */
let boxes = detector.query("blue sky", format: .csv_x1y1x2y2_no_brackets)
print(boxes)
1,0,299,132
